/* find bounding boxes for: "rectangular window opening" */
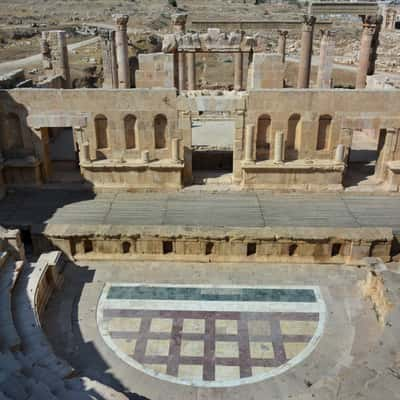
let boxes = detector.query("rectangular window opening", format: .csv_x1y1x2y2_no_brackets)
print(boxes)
163,240,173,254
247,242,257,256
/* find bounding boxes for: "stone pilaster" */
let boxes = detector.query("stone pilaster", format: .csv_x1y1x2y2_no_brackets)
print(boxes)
297,15,316,89
317,30,336,88
277,30,288,63
113,14,130,89
100,29,118,88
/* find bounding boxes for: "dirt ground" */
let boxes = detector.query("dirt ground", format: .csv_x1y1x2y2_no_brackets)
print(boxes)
0,0,399,86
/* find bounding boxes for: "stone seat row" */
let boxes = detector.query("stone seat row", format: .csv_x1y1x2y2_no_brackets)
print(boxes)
0,250,128,400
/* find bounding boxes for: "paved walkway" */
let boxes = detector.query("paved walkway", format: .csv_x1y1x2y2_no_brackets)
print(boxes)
1,189,400,232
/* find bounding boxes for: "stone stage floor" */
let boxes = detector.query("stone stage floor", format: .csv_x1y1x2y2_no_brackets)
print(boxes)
42,261,400,400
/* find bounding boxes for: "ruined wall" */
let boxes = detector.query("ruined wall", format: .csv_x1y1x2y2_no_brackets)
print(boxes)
0,88,400,191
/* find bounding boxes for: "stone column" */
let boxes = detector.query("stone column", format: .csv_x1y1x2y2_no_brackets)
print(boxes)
187,52,196,90
172,138,180,161
297,15,316,89
80,142,90,163
100,29,118,88
368,15,383,76
277,30,288,63
114,14,130,89
317,30,336,88
244,124,255,162
234,52,243,90
274,131,285,163
172,13,188,91
356,16,378,89
141,150,150,163
335,144,345,163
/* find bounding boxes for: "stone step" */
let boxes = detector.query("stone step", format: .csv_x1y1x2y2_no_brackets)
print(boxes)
0,258,22,351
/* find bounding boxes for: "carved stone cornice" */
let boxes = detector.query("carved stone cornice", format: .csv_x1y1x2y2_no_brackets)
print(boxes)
162,28,269,53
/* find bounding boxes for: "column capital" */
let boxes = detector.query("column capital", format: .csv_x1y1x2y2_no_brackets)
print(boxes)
113,14,129,28
172,13,188,32
360,14,383,28
320,29,336,39
302,15,316,30
278,29,288,37
99,28,115,40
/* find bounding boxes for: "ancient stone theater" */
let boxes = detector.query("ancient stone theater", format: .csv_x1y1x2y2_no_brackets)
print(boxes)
0,2,399,400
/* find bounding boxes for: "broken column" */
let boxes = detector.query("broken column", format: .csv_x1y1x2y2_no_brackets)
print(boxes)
114,14,130,89
277,30,288,63
274,131,284,163
244,125,255,162
234,52,243,90
356,15,379,89
297,15,316,89
187,52,196,90
317,30,336,88
99,29,118,88
41,30,71,88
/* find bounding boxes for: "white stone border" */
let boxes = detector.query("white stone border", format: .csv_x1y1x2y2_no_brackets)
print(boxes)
97,283,327,388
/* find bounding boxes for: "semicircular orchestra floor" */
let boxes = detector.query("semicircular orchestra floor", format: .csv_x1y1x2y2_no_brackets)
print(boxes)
43,260,398,400
97,284,326,388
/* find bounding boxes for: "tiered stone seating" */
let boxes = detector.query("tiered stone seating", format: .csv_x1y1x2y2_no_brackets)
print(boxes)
0,252,23,352
0,247,128,400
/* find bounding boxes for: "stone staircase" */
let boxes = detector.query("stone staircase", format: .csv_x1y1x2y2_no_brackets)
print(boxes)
0,249,129,400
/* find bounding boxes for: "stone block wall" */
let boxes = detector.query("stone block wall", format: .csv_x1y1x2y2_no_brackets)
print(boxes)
247,54,285,89
31,224,393,265
136,53,176,89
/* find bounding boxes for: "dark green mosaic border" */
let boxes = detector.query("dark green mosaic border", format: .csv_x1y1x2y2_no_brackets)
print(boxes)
107,286,317,303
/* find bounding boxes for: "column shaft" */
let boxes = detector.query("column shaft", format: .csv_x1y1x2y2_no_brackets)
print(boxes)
244,125,255,162
114,14,130,89
178,52,186,91
356,19,376,89
274,131,284,163
187,52,196,90
297,16,316,89
234,52,243,91
277,30,288,63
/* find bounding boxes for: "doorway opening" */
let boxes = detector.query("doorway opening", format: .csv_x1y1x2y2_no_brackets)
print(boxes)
191,119,235,185
47,127,83,183
344,128,385,188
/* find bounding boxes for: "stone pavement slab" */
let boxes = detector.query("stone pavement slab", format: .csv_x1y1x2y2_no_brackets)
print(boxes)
2,189,400,233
